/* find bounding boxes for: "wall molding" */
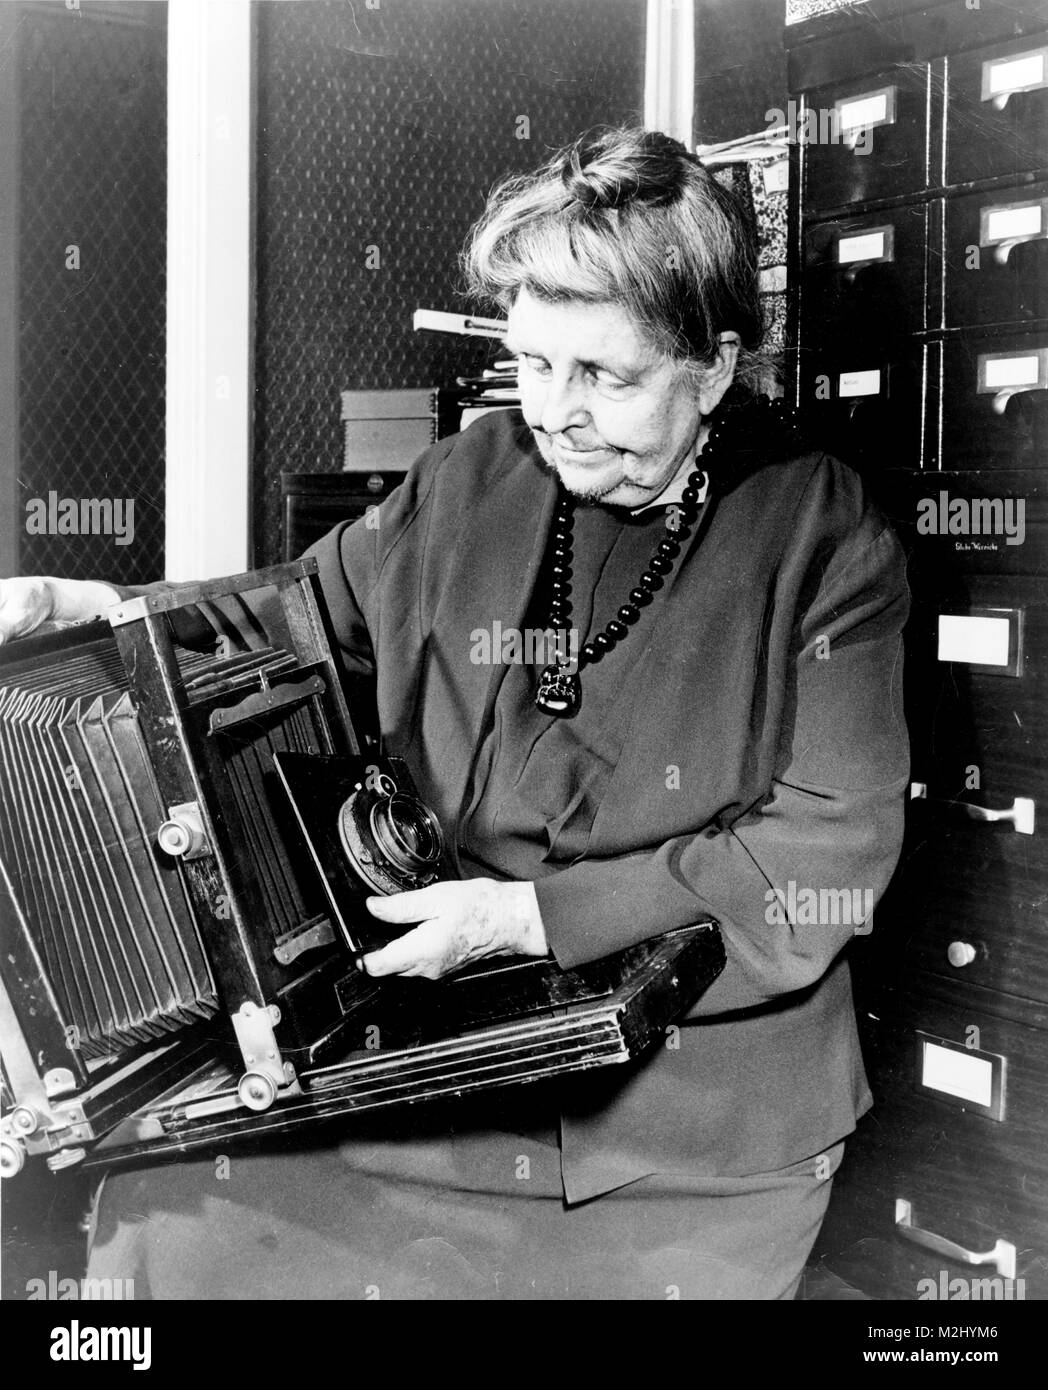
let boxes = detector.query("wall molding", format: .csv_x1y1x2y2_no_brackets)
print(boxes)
644,0,695,146
166,0,254,580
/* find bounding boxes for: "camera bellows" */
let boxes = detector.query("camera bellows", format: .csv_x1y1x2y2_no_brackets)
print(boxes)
0,635,222,1060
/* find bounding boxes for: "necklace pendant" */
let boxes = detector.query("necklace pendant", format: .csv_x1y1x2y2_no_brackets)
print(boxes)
535,662,581,718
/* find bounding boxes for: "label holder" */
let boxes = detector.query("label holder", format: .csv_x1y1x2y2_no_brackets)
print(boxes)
981,47,1048,110
915,1030,1006,1122
979,197,1048,266
976,346,1048,413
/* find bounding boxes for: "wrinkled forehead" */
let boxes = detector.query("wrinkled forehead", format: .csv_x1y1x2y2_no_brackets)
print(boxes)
505,289,668,374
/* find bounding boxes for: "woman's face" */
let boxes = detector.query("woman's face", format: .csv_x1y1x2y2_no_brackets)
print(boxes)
506,289,733,509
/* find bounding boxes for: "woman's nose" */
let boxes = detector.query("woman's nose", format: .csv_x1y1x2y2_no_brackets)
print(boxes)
539,373,589,436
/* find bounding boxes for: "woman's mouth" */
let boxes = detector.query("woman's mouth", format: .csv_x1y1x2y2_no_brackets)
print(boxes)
551,439,613,461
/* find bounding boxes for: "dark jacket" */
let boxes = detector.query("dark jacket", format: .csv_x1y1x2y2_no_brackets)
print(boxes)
306,409,910,1203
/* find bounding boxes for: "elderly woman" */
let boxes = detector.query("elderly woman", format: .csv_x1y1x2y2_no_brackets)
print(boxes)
0,128,908,1300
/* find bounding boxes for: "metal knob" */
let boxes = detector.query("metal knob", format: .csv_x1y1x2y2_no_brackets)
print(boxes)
237,1071,278,1112
0,1139,25,1178
10,1106,39,1135
157,804,207,859
947,941,977,968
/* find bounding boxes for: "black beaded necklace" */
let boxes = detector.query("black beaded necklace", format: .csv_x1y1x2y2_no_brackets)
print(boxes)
535,436,713,719
534,394,804,717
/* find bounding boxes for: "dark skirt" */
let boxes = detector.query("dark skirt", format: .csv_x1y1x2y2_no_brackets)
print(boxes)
86,1098,842,1301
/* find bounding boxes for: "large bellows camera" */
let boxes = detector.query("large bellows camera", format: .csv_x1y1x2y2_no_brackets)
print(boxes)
0,561,724,1177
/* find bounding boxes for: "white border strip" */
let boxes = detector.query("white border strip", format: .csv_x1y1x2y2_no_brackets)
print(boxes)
644,0,695,145
166,0,253,579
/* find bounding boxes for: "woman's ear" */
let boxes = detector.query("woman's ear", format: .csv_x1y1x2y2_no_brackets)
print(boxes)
696,333,741,415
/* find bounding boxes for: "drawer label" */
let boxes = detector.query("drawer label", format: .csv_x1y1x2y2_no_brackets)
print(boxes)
837,227,893,264
972,350,1045,394
836,87,893,132
983,201,1043,244
937,614,1011,666
916,1031,1006,1122
838,368,881,397
921,1039,993,1105
983,50,1046,99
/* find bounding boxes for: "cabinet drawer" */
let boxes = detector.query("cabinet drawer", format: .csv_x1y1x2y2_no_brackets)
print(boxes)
874,470,1046,577
941,332,1048,470
946,37,1048,186
945,183,1048,328
802,205,927,348
800,346,925,469
814,988,1048,1299
803,64,929,212
886,811,1048,1005
904,572,1048,755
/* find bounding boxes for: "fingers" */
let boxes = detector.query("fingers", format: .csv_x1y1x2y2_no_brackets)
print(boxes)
359,879,502,980
361,921,449,980
364,881,453,924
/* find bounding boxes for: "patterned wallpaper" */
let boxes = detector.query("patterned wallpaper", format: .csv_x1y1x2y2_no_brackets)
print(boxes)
16,1,166,583
252,0,647,566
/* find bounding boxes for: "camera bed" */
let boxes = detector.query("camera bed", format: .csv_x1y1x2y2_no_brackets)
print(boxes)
83,921,724,1171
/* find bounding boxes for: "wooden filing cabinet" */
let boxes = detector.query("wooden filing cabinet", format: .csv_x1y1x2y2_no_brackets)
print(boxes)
786,0,1048,1299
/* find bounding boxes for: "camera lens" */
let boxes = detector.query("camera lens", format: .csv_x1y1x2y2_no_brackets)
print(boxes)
370,792,443,875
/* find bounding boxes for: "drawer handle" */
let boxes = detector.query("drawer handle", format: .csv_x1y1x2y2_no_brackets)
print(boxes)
910,783,1035,834
895,1199,1017,1279
947,940,977,968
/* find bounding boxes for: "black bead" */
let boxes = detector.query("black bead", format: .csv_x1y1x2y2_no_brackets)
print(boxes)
657,538,680,558
552,545,572,563
630,587,653,606
649,555,672,575
550,563,572,581
618,604,640,624
580,642,601,664
640,571,663,591
681,487,699,507
594,632,614,652
605,620,627,641
689,470,707,490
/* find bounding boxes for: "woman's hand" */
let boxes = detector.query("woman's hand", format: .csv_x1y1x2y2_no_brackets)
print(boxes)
361,878,549,980
0,577,121,645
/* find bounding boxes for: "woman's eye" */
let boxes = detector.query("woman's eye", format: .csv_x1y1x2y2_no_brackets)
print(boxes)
592,371,629,391
520,355,551,376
